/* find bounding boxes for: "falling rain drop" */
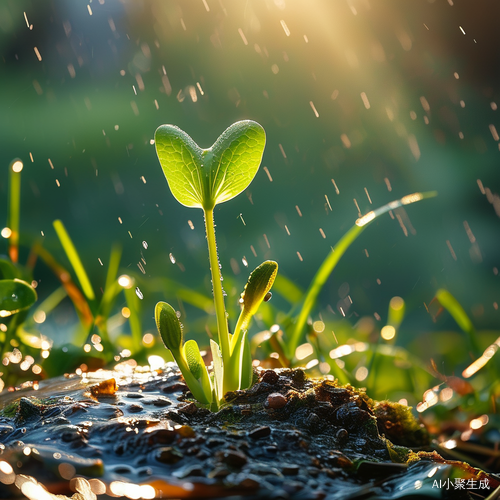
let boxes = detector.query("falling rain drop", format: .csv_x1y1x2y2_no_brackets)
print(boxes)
142,241,148,249
135,287,144,300
169,253,176,264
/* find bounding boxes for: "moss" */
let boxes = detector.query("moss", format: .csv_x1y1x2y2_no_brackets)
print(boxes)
386,439,412,463
0,396,66,419
0,401,19,418
374,400,429,448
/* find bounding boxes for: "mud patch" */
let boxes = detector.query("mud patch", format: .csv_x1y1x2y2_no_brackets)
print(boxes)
0,365,497,499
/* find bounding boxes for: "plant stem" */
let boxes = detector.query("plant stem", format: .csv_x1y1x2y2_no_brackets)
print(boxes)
203,209,230,367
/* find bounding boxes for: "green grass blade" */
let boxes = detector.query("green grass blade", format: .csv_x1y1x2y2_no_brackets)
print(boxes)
123,284,142,353
434,289,481,358
53,220,95,301
287,191,438,358
8,159,23,263
94,244,123,337
272,274,303,305
104,244,122,293
29,286,67,323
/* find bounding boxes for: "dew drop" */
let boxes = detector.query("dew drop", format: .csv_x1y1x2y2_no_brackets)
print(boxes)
135,287,144,300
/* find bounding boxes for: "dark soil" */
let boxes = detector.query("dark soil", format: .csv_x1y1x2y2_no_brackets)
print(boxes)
0,365,497,499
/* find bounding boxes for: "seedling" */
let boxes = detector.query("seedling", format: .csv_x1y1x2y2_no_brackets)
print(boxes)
154,120,277,409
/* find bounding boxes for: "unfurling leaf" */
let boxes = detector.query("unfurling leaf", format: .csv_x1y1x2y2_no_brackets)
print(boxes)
155,301,183,352
184,339,204,379
239,260,278,330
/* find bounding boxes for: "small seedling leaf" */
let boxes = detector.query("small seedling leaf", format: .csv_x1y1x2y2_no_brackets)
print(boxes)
210,339,224,402
155,301,183,352
155,125,204,208
207,120,266,207
155,120,265,210
0,279,37,317
239,260,278,328
184,339,204,380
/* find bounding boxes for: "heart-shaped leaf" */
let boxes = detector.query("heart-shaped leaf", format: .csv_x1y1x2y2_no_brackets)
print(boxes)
155,120,266,210
0,279,37,317
155,125,204,208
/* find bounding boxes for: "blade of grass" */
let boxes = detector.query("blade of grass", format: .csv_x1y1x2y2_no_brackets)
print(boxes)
94,244,122,339
8,159,23,263
434,289,481,358
28,286,67,325
34,243,94,334
366,297,406,392
287,191,438,359
272,274,304,305
123,285,142,353
53,219,95,301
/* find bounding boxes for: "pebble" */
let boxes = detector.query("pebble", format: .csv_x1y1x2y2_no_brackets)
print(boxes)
155,446,183,464
267,393,287,409
161,382,187,393
249,425,271,439
125,392,144,399
178,402,197,415
128,404,143,413
250,465,282,476
206,437,226,448
236,476,260,489
147,428,176,445
305,413,321,430
282,464,300,476
217,449,248,468
151,396,172,407
261,370,279,385
336,428,348,444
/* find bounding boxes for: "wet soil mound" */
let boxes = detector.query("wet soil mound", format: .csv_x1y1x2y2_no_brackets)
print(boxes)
0,365,497,499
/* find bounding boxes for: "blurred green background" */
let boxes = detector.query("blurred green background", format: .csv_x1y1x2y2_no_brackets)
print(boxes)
1,0,499,374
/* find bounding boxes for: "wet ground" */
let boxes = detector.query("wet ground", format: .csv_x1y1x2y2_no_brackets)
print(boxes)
0,364,498,500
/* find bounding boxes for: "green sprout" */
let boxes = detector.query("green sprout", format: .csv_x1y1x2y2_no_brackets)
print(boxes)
154,120,277,409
